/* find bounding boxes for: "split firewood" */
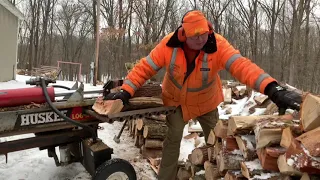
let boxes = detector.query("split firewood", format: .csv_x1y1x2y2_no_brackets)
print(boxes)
223,136,239,151
257,147,286,172
300,93,320,131
214,142,222,161
191,166,204,178
224,171,246,180
296,126,320,157
214,120,228,139
235,135,257,160
140,145,162,159
277,154,302,176
144,139,163,149
280,127,299,148
143,123,168,139
189,146,209,165
227,114,293,136
240,159,277,179
263,102,278,115
224,88,232,104
285,137,320,174
204,161,220,180
92,98,124,115
254,94,269,105
216,150,244,175
189,174,206,180
207,129,216,145
177,167,192,180
254,115,295,149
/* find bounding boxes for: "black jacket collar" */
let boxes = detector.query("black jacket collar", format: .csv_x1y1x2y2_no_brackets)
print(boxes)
166,26,217,54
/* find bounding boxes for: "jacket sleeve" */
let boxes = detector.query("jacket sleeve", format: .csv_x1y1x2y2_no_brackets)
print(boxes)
121,40,166,96
216,33,277,94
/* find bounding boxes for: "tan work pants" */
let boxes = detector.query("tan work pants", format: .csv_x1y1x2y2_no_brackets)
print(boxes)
157,106,219,180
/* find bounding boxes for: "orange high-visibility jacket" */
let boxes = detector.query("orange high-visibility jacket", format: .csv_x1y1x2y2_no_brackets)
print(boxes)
121,31,276,122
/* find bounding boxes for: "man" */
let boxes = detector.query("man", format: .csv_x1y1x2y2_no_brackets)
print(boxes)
105,10,302,180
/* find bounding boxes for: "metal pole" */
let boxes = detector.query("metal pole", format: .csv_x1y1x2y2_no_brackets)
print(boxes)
93,0,100,86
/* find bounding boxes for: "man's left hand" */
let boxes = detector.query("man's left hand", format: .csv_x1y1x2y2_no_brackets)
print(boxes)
265,82,302,113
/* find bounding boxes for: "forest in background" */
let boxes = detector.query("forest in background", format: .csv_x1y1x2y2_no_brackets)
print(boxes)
9,0,320,93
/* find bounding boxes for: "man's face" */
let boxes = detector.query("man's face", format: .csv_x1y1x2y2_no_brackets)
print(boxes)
185,32,208,50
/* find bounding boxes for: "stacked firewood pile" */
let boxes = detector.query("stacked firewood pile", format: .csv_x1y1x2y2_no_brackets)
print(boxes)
180,91,320,179
126,114,168,174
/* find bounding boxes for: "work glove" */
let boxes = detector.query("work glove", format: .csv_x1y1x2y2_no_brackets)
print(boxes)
265,82,302,115
104,90,131,105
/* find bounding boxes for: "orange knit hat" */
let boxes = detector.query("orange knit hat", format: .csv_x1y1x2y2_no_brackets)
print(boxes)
182,10,209,37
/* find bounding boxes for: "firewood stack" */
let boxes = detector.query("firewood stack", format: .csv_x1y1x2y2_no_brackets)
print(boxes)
178,91,320,180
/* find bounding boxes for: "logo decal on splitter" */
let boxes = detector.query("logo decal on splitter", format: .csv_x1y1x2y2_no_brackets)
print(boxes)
20,110,68,126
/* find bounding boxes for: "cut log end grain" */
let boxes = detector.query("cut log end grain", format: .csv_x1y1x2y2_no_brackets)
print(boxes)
214,120,228,139
217,152,244,176
235,135,257,160
301,93,320,132
296,126,320,157
177,167,192,180
204,161,221,180
190,147,209,165
207,130,216,145
257,147,284,172
240,159,275,179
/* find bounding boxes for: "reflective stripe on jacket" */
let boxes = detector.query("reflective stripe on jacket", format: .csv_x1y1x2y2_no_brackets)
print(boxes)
121,32,276,121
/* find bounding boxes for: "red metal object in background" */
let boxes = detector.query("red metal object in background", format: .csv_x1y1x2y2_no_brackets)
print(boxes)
0,87,55,107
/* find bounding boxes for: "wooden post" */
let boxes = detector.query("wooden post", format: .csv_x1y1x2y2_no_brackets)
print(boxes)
93,0,100,86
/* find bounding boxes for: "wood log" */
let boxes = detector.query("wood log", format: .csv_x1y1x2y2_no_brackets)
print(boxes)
254,116,295,149
257,147,285,172
281,127,298,148
296,126,320,157
189,174,206,180
214,142,222,161
125,97,163,110
140,145,162,159
190,146,209,165
207,129,216,145
204,161,221,180
143,123,168,139
223,136,239,151
300,93,320,131
300,173,320,180
214,120,228,139
133,83,162,97
149,114,166,121
285,137,320,174
224,171,246,180
224,88,232,104
207,145,215,162
254,94,269,105
277,154,302,176
138,135,144,148
227,114,293,136
263,102,278,115
240,159,274,179
92,98,124,115
144,139,163,149
191,165,204,178
177,167,192,180
136,117,165,131
235,135,257,160
217,150,244,175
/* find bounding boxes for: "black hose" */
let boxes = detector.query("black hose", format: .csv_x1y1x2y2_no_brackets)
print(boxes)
41,78,97,142
52,85,71,90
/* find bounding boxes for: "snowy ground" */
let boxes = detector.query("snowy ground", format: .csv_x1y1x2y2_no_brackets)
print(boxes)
0,75,272,180
0,75,196,180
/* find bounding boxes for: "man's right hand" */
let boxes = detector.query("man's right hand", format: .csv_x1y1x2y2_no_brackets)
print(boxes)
104,89,131,105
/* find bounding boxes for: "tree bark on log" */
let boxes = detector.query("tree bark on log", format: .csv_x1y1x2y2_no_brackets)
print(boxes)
177,167,192,180
257,147,285,172
224,137,239,151
217,150,244,175
143,123,168,139
144,139,163,149
240,159,273,179
133,83,162,97
136,117,165,131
